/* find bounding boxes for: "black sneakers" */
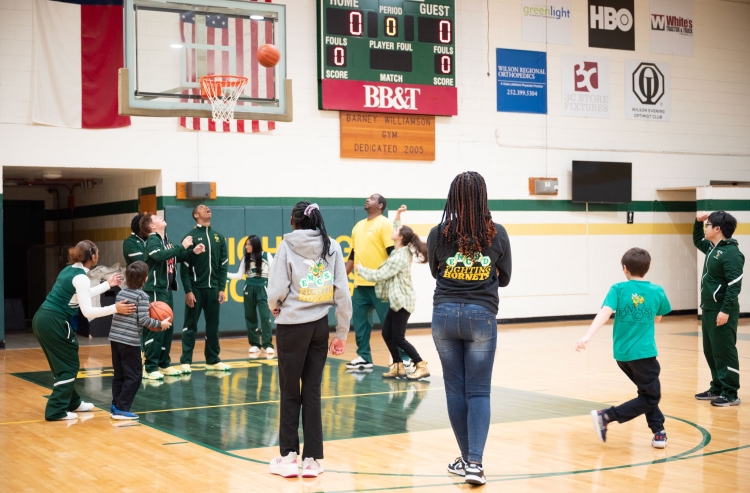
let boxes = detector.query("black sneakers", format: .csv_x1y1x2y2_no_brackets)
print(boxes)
695,390,720,400
711,396,741,407
464,463,486,485
447,457,466,476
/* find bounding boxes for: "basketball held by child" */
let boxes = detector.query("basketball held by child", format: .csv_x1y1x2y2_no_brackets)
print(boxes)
258,44,280,68
149,301,173,331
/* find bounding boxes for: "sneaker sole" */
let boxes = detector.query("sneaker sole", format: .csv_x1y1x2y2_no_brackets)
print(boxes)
652,441,667,449
695,395,716,400
465,475,486,485
110,414,139,420
270,468,299,478
345,364,373,369
590,410,605,443
447,467,465,477
301,470,323,478
711,400,741,407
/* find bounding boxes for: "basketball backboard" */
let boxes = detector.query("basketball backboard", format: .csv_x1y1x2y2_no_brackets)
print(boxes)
120,0,291,121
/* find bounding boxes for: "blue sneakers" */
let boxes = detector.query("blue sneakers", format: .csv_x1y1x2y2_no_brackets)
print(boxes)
591,409,608,443
652,430,667,449
110,405,139,420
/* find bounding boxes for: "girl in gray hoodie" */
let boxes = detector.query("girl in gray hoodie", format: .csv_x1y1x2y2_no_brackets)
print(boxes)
266,201,352,479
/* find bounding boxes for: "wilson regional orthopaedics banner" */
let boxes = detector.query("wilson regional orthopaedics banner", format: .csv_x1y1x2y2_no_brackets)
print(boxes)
496,49,547,114
32,0,130,129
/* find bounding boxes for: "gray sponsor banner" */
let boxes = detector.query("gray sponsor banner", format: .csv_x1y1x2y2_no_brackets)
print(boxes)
625,60,671,121
522,0,572,45
650,0,694,57
562,55,610,118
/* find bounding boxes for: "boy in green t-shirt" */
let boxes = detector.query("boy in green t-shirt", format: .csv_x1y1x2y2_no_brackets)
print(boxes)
576,248,672,449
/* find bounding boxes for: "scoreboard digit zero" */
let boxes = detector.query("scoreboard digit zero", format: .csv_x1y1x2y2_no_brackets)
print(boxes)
317,0,457,116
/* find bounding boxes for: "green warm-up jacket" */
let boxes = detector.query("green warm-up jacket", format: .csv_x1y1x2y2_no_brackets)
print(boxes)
693,219,745,313
180,224,229,293
144,232,191,293
122,233,146,266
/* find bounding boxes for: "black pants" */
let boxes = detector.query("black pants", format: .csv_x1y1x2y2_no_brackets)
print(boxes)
608,357,665,433
382,308,422,364
111,341,142,412
276,316,329,459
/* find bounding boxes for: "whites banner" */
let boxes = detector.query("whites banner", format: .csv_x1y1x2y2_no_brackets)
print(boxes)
562,55,610,118
522,0,572,45
650,0,694,57
625,60,671,121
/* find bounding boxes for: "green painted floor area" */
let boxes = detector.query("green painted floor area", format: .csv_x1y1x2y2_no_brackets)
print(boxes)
14,359,602,451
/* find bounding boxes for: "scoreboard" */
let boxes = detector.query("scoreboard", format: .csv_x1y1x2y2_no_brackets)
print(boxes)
317,0,457,116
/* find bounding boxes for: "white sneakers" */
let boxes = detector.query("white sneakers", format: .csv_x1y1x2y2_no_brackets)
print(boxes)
143,370,164,380
269,452,299,478
73,401,95,412
265,347,275,356
180,364,192,374
159,366,182,376
249,346,261,354
301,457,323,478
60,412,78,420
205,362,232,371
269,453,323,479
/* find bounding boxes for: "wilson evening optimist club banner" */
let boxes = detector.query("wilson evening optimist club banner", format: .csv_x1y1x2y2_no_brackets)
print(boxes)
625,60,671,121
496,49,547,114
650,0,694,57
522,0,572,45
562,55,610,119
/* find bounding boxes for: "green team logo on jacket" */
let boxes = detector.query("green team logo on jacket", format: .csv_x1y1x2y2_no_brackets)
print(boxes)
443,252,492,281
299,258,334,303
214,234,220,243
714,250,724,260
619,293,653,321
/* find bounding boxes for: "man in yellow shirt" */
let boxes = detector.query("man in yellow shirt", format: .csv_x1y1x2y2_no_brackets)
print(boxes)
345,194,398,370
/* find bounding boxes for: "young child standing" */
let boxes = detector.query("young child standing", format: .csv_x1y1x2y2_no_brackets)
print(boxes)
227,235,275,355
576,248,672,448
355,205,430,380
109,261,171,420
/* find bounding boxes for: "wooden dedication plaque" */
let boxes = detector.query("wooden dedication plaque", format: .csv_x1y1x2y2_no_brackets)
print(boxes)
340,112,435,161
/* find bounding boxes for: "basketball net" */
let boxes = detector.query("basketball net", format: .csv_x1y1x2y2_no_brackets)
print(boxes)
200,75,248,123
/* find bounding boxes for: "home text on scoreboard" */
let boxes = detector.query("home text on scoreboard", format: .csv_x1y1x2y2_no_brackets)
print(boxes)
317,0,457,116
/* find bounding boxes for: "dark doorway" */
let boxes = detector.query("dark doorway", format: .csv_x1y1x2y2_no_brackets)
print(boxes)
4,200,45,332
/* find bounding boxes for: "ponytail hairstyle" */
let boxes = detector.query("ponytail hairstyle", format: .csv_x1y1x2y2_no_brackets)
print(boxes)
243,235,264,277
399,225,428,263
68,240,98,265
290,201,333,259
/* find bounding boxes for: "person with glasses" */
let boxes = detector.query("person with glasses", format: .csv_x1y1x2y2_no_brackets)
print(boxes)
693,211,744,406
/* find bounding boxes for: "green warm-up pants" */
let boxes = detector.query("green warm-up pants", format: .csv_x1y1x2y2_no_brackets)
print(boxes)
143,290,174,373
244,284,274,349
180,287,222,365
352,285,408,364
32,308,83,421
702,308,741,400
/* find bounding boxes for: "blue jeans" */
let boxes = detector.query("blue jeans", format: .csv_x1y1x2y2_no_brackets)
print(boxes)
432,303,497,464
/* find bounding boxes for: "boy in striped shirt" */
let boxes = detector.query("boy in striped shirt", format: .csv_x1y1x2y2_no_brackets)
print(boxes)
109,261,170,420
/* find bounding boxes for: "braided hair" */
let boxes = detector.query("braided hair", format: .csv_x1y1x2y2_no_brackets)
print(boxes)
130,213,145,236
243,235,264,277
290,201,333,259
439,171,497,256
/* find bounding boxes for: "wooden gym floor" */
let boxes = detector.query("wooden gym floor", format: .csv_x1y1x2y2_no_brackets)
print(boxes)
1,315,748,492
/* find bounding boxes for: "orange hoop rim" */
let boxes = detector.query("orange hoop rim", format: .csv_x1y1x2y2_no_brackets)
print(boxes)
199,74,248,84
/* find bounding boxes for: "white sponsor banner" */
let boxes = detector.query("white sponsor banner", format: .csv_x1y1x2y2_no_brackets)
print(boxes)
650,0,693,57
522,0,572,45
625,60,670,121
562,55,610,118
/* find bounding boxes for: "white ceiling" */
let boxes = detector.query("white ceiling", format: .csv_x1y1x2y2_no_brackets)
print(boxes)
2,166,159,180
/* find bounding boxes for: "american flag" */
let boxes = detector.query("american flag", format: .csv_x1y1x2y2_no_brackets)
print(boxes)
179,0,275,132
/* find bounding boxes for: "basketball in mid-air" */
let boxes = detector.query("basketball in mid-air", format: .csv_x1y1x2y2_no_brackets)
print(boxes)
149,301,173,326
258,44,280,68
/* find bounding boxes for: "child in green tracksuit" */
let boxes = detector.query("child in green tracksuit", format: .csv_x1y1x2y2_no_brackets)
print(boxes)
693,211,744,407
576,248,672,449
227,235,275,355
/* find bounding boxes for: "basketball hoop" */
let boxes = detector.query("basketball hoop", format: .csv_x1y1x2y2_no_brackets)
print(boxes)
199,75,248,123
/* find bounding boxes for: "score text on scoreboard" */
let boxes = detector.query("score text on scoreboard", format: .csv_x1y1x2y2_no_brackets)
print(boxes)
317,0,457,116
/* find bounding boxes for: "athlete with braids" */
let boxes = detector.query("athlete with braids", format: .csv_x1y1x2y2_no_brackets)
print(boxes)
427,171,512,486
122,213,146,266
266,202,352,478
